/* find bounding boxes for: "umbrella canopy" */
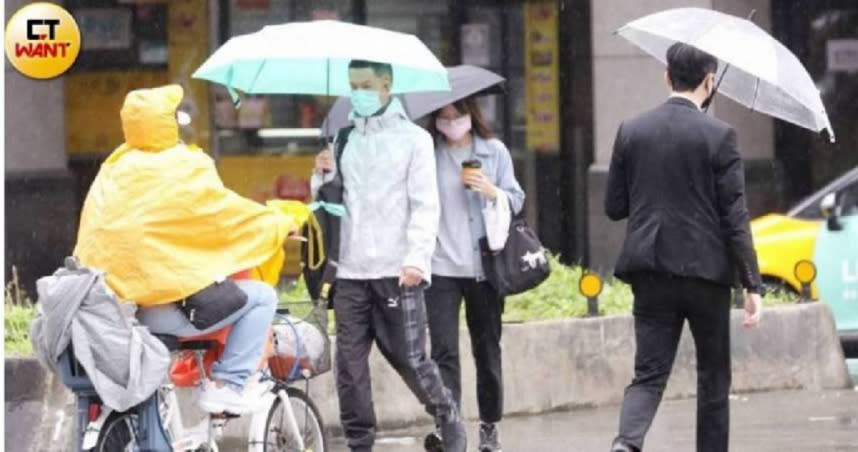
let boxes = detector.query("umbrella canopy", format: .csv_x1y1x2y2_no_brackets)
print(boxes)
617,7,835,142
193,20,450,105
322,65,505,136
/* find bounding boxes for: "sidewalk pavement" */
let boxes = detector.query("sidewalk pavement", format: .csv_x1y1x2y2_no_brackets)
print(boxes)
330,389,858,452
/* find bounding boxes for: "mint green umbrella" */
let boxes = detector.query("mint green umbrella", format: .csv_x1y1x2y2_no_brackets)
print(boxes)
192,20,450,106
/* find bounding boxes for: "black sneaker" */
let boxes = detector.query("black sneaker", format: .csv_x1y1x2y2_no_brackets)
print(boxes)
436,406,467,452
479,422,501,452
423,427,443,452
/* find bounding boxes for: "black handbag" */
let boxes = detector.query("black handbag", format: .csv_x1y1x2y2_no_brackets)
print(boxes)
178,279,248,330
480,208,550,296
301,125,353,308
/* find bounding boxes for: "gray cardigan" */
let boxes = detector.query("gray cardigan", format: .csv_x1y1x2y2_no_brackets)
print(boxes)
432,136,525,280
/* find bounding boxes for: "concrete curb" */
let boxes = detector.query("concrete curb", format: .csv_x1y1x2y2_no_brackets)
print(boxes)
6,302,850,450
306,301,850,431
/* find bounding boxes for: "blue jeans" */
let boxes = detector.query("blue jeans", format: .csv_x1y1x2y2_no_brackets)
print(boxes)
137,280,278,388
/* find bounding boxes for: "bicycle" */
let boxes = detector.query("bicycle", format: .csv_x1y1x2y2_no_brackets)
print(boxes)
61,304,329,452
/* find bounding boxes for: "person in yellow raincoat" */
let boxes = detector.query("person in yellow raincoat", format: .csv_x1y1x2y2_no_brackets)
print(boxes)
74,85,297,415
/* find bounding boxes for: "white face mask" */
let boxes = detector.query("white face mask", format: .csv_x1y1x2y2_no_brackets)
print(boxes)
435,114,472,141
350,89,384,117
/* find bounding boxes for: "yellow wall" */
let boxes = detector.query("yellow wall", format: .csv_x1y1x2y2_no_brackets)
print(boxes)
168,0,211,150
66,0,211,155
67,70,170,154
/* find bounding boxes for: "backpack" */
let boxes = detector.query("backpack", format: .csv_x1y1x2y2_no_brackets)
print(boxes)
301,126,354,307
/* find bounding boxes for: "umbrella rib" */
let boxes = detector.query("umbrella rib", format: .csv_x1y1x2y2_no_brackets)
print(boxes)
248,59,268,95
751,77,760,112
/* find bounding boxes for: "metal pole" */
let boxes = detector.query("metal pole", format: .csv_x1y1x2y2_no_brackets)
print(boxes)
587,296,599,317
801,283,811,303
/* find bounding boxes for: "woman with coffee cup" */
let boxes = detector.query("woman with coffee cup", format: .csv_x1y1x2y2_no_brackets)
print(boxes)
424,96,525,452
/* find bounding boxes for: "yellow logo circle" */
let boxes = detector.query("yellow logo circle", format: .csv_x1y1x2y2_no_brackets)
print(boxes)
5,3,81,79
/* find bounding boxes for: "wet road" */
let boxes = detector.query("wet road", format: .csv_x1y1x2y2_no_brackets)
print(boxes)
330,389,858,452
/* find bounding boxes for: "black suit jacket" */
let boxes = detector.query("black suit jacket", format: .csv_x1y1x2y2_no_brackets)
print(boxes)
605,97,761,292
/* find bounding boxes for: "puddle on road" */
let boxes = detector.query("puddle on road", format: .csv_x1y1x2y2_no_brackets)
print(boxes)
376,437,419,445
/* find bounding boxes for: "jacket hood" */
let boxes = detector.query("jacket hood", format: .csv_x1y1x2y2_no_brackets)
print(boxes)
120,85,183,151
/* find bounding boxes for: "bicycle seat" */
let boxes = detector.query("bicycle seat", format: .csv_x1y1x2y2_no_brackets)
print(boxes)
153,334,181,351
154,328,231,353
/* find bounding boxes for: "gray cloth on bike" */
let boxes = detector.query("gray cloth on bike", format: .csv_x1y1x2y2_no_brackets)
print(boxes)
30,261,171,411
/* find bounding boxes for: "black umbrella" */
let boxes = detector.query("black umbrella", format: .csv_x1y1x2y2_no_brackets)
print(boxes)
322,64,505,136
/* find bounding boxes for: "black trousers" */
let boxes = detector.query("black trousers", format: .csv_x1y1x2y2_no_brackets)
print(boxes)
333,279,457,451
425,276,504,423
616,272,732,452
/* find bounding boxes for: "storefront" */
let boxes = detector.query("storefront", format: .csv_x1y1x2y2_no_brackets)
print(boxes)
772,0,858,204
62,0,594,275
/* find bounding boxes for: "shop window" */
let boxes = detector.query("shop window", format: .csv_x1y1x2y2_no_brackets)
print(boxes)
214,0,354,157
67,1,168,71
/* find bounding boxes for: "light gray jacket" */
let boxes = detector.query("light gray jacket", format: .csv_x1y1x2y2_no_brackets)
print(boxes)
311,98,440,281
433,136,526,280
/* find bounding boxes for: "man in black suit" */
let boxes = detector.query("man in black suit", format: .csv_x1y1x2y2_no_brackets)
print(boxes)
606,43,763,452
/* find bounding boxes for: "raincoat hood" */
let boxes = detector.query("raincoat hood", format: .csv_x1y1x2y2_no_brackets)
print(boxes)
121,84,182,151
75,85,297,305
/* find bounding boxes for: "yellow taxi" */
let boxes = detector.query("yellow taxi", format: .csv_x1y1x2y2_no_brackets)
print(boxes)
751,167,858,348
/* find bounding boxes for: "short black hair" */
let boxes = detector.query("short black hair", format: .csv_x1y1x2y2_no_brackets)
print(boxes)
666,43,718,92
348,59,393,81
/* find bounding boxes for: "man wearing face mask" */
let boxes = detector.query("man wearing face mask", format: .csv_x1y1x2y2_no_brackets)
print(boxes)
311,60,466,452
605,43,763,452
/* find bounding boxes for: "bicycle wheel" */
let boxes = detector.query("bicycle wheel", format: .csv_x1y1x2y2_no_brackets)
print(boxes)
263,387,327,452
95,412,137,452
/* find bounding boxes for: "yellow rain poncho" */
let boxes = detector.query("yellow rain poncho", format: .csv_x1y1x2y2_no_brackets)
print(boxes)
75,85,298,306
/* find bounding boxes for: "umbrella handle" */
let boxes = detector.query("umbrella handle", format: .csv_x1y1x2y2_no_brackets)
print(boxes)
703,9,756,112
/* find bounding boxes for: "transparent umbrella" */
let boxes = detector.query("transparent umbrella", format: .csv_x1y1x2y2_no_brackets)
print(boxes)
617,7,835,142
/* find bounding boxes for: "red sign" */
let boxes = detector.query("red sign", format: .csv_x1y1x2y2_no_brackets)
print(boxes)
275,174,311,201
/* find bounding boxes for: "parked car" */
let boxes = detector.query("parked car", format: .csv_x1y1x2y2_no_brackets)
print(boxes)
752,166,858,353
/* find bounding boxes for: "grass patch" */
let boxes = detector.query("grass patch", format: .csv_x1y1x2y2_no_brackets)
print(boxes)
503,255,797,323
277,257,800,330
503,255,633,322
5,268,36,357
278,278,336,335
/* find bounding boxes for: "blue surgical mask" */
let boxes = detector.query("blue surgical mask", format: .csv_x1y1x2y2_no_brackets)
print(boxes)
350,89,383,117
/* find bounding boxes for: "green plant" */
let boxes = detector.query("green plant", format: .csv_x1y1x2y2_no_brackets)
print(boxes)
279,277,310,304
5,266,36,356
278,277,336,335
502,255,799,323
276,257,799,329
503,255,635,322
762,289,798,306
